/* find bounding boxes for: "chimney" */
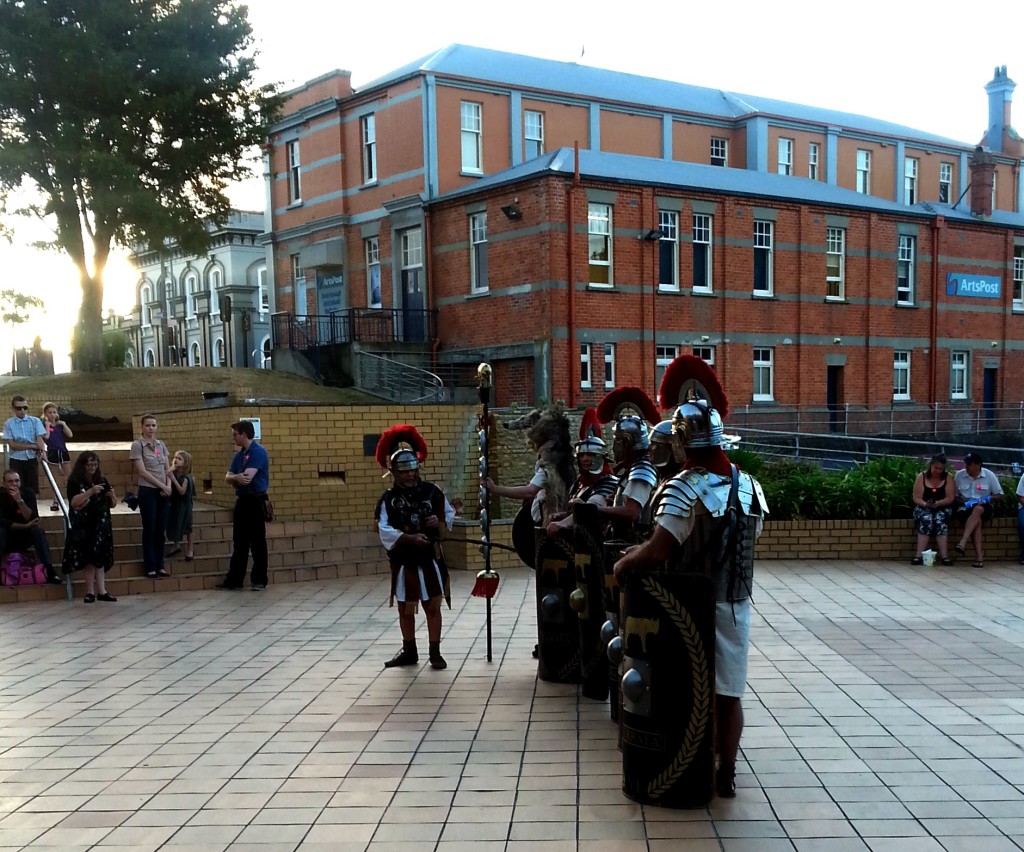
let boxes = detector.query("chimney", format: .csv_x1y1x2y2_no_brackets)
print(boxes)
984,65,1015,153
969,146,996,217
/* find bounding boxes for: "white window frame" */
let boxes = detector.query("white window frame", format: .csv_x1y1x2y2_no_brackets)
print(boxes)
991,169,998,210
588,203,613,287
580,343,592,389
214,337,226,367
145,348,155,367
692,345,715,366
904,157,918,205
190,341,201,367
808,142,820,180
524,110,544,159
603,343,616,389
893,350,911,401
460,101,483,174
141,284,151,328
710,137,728,167
257,266,268,316
692,214,713,293
469,212,488,294
259,336,272,369
950,351,968,400
856,149,871,194
778,138,793,175
939,162,953,204
361,114,377,184
753,347,774,402
753,220,773,296
291,253,306,319
655,344,678,388
185,272,198,320
826,227,845,301
286,139,301,204
366,237,382,309
401,228,423,269
1013,246,1024,310
658,210,679,291
209,267,222,320
897,235,916,305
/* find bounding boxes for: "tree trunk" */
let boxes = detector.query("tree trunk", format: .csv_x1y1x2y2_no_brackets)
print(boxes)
75,270,105,372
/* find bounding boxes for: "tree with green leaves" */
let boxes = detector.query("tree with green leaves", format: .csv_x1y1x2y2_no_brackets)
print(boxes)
0,287,44,325
0,0,279,371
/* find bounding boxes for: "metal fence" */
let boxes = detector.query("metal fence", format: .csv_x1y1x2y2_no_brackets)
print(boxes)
271,309,437,350
730,402,1024,438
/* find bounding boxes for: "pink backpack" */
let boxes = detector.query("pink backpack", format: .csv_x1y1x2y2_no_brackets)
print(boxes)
1,553,48,586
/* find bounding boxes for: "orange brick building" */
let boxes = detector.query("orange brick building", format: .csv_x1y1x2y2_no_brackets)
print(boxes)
265,48,1024,413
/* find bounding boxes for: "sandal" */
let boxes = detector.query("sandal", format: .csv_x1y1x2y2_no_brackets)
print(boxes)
83,594,96,604
941,557,954,566
972,561,984,568
910,556,923,565
96,592,117,602
954,544,966,556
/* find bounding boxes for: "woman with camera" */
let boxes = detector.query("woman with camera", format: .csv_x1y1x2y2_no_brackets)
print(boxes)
63,451,118,603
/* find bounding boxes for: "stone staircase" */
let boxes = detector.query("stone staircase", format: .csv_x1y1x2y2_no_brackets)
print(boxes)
1,444,390,605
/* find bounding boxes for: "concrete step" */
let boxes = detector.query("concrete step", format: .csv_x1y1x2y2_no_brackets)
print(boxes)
2,502,389,605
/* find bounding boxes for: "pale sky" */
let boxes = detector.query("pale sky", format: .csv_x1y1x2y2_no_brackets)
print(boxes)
3,0,1022,369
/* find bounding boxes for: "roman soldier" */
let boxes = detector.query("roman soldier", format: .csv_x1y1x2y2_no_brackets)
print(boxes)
375,424,455,670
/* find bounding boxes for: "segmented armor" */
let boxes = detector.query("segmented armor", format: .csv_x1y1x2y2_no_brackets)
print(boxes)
570,472,619,506
612,456,658,541
654,466,766,603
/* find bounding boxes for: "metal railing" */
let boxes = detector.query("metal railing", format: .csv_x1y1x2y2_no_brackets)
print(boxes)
355,351,445,403
731,402,1024,438
733,427,1024,477
271,308,438,349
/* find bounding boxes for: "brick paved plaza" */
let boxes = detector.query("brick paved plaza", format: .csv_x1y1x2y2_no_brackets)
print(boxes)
1,560,1023,851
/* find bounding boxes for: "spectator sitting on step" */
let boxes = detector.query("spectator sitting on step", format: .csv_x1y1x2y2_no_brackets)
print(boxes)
1,468,62,584
953,452,1003,568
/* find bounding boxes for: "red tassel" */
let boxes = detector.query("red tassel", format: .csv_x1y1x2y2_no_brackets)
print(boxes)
375,424,429,469
471,573,500,598
579,407,602,440
657,355,730,418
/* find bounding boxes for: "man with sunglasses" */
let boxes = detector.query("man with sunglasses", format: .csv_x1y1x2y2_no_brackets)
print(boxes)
3,396,47,497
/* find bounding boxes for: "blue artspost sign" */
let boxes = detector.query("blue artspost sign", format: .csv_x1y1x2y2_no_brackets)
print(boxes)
317,272,344,314
946,272,1001,299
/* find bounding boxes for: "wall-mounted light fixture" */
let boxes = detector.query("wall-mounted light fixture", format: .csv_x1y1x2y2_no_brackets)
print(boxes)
500,203,522,221
833,337,841,344
991,340,999,347
639,228,663,241
700,335,710,342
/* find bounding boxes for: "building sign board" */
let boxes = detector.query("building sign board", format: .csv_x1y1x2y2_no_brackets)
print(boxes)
946,273,1001,299
317,272,345,314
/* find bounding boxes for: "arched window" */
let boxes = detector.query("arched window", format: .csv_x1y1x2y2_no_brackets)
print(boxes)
145,348,155,367
185,272,198,319
215,337,225,367
190,342,201,366
256,266,268,316
260,336,271,369
209,266,223,320
125,349,135,368
140,284,151,327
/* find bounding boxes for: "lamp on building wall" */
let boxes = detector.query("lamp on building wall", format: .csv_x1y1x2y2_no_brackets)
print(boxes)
700,335,710,342
500,203,522,221
640,228,664,241
833,337,841,344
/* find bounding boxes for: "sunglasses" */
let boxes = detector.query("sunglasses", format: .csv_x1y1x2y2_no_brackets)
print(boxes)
13,405,28,411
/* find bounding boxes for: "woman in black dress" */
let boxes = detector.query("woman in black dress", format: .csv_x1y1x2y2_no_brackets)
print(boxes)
63,451,118,603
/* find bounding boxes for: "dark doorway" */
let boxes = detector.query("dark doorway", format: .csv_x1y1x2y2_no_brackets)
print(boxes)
827,365,844,433
401,266,425,342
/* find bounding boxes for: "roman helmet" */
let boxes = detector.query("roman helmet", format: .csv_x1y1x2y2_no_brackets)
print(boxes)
647,419,679,470
657,354,730,450
574,407,607,474
375,424,429,482
597,386,661,458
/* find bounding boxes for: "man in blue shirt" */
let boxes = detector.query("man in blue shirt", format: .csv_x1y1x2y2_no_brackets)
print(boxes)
3,396,47,496
217,420,270,590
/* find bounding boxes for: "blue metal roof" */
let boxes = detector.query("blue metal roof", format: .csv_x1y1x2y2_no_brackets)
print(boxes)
439,147,1024,229
358,44,972,149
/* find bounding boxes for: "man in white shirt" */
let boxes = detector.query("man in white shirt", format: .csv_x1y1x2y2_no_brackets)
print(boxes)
953,452,1003,567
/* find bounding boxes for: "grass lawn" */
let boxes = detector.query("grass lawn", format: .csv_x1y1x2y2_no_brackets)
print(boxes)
1,367,381,405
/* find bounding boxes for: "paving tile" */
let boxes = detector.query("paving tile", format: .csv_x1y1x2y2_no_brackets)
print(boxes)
3,563,1024,848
